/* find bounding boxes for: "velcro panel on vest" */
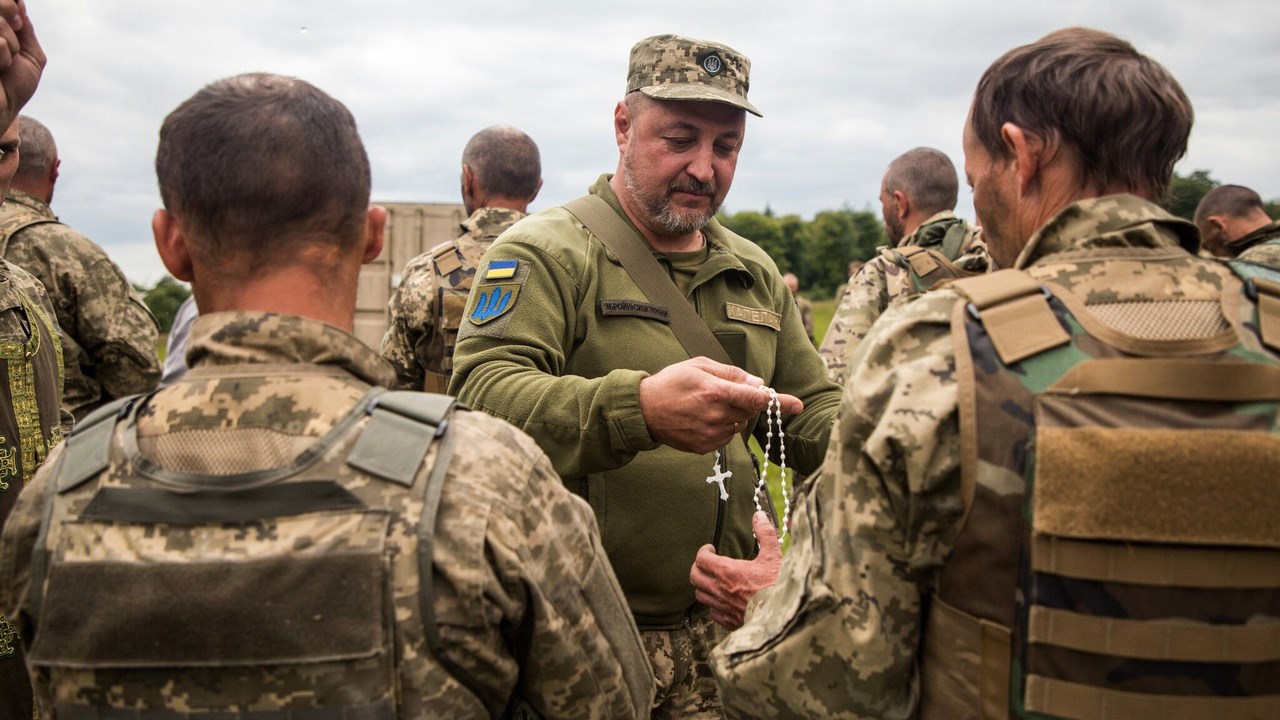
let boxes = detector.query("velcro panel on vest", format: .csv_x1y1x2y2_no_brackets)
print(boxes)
1253,277,1280,352
29,509,390,667
1024,676,1280,720
953,270,1070,364
1035,425,1279,546
432,242,463,276
347,392,454,486
896,245,940,276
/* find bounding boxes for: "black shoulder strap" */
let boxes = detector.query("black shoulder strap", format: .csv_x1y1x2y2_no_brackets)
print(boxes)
563,195,732,366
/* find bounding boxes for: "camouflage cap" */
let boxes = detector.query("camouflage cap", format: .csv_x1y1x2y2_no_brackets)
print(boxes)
626,34,762,117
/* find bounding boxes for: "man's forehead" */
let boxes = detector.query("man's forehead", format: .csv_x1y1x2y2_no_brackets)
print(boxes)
644,98,745,132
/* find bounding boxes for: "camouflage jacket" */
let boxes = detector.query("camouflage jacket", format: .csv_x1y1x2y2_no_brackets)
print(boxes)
380,207,525,391
818,211,987,385
1231,218,1280,271
710,195,1227,718
0,311,652,719
0,259,65,720
0,191,160,421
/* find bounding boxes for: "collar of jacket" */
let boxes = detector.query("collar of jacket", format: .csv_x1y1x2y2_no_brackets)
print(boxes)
1014,194,1200,269
185,311,396,387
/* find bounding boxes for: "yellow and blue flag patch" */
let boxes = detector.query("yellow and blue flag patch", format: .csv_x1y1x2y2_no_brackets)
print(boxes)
484,259,519,280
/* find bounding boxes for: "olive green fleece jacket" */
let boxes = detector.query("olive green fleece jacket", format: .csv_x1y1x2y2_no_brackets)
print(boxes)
451,175,841,626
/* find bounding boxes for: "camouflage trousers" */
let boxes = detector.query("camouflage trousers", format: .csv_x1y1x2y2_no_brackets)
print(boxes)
640,610,726,720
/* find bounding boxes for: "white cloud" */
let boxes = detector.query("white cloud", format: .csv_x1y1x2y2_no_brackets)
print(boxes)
18,0,1280,283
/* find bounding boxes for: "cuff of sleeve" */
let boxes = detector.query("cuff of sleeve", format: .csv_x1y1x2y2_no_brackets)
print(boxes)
606,369,659,454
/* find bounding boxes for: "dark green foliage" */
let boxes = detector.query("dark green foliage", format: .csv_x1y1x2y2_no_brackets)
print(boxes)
718,207,885,299
137,276,192,333
1162,169,1219,220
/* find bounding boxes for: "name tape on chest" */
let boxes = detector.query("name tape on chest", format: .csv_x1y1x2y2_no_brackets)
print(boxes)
598,300,670,323
725,302,781,331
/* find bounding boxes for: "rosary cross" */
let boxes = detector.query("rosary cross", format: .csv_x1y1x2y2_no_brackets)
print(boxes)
706,449,731,500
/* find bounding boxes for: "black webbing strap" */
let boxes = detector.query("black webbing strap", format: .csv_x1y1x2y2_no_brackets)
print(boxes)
411,401,496,707
563,194,732,365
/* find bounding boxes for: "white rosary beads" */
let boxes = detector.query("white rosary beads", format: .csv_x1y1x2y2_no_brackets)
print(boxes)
753,386,789,545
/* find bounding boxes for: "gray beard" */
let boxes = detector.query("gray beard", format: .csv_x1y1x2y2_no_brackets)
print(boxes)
623,157,719,236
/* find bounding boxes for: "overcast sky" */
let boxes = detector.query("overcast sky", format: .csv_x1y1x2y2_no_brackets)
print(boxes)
23,0,1280,284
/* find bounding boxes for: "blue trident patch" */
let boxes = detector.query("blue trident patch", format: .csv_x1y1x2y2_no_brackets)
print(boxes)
468,283,521,325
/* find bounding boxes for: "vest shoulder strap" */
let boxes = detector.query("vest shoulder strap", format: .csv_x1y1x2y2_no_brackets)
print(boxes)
1244,274,1280,354
951,269,1070,365
56,395,140,494
346,391,459,486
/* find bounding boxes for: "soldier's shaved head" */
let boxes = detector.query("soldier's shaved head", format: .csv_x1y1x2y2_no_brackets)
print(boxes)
14,114,55,183
883,147,959,219
1194,185,1265,226
462,126,541,202
1193,184,1274,257
156,73,371,273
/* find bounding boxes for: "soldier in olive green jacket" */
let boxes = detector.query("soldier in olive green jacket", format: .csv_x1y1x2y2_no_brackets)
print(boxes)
451,33,840,719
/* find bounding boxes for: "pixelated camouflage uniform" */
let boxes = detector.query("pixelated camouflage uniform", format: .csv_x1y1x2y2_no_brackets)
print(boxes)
0,311,652,719
0,259,65,720
1230,218,1280,271
711,195,1280,718
819,210,987,385
0,191,160,421
380,207,525,391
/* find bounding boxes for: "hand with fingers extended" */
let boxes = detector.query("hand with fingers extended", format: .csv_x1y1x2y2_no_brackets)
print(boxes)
637,356,803,455
690,511,783,629
0,0,43,128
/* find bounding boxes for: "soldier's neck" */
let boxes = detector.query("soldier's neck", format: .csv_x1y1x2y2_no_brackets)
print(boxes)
193,265,361,334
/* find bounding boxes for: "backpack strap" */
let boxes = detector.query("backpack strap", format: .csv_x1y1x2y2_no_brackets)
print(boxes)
950,269,1070,365
563,194,733,366
938,221,971,261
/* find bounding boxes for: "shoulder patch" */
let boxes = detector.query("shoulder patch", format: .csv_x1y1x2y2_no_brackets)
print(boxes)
468,283,521,325
483,259,519,280
725,302,781,331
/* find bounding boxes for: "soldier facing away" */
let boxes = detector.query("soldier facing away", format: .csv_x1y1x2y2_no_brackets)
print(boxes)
450,33,841,719
1194,183,1280,270
0,115,161,421
713,27,1280,718
818,146,988,385
381,125,542,391
0,72,652,719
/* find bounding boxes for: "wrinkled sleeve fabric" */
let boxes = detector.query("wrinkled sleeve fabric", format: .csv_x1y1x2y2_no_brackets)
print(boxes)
449,222,657,479
405,414,652,719
380,254,436,391
710,292,965,719
74,255,161,403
